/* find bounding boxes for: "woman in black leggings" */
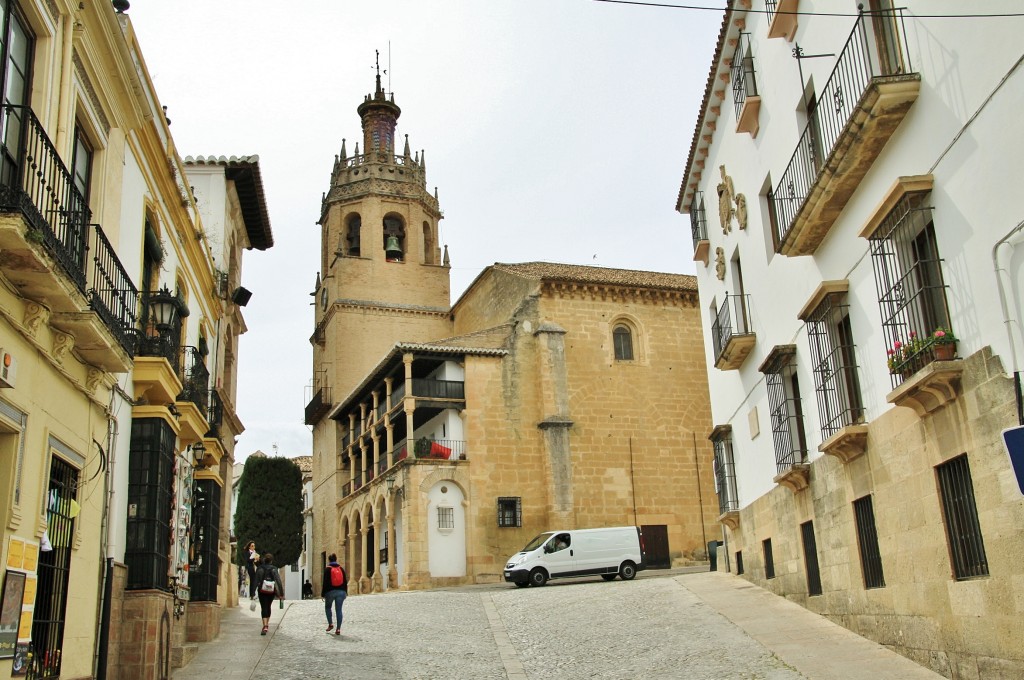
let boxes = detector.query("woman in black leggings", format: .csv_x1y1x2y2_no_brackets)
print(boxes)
254,552,283,635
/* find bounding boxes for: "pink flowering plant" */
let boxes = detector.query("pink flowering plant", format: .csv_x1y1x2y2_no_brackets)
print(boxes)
886,331,927,374
932,327,957,345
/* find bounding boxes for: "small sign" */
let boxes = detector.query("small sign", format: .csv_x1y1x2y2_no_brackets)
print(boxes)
1002,425,1024,496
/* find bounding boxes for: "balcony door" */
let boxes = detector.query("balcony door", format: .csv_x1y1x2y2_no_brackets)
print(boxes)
0,1,32,189
869,0,903,76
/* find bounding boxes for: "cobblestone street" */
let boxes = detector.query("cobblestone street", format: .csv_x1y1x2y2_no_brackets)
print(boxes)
175,571,943,680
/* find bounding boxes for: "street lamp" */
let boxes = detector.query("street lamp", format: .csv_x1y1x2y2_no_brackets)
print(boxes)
190,441,207,470
149,286,179,335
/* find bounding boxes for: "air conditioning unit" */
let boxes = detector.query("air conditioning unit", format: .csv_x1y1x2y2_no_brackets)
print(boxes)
0,350,16,388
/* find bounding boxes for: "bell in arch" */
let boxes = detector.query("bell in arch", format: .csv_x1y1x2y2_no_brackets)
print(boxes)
385,235,403,261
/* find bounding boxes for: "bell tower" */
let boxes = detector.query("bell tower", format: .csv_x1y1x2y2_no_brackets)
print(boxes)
309,68,453,429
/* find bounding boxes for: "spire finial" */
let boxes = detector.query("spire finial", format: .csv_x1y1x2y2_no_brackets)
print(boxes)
403,134,411,158
443,244,450,267
375,50,383,97
340,138,347,161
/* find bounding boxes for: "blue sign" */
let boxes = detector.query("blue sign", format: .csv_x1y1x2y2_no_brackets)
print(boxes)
1002,426,1024,496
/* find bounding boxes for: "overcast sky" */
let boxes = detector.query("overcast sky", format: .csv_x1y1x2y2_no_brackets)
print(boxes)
126,0,724,461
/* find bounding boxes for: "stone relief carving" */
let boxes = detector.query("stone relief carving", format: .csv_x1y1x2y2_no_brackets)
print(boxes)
717,165,735,234
87,368,103,394
52,332,74,365
24,302,49,337
735,193,748,230
715,248,726,281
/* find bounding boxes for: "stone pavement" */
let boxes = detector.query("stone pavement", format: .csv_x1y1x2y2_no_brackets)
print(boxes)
174,570,943,680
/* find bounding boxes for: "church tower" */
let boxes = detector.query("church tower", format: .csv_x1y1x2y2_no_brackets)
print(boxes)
307,72,453,558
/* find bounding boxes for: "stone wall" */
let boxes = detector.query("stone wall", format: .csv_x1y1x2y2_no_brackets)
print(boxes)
722,348,1024,679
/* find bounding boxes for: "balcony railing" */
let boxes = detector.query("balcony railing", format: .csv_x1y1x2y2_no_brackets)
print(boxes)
304,386,332,426
206,389,224,435
375,398,386,422
393,442,408,462
413,438,467,461
178,346,210,415
342,431,352,450
342,481,351,497
377,455,389,476
689,192,707,250
712,294,755,369
136,317,182,373
410,379,465,400
89,225,138,356
731,32,758,121
771,8,914,255
0,104,89,291
390,381,406,409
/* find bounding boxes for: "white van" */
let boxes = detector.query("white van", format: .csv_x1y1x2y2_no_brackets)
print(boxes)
503,526,645,587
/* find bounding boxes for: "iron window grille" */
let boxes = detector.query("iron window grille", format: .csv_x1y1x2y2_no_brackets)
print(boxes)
690,191,707,250
731,32,759,120
497,497,522,527
869,192,950,387
437,506,454,530
712,294,754,362
765,0,778,27
763,539,775,579
805,292,865,440
125,418,176,590
711,431,739,514
853,495,885,589
936,454,989,580
188,479,221,602
613,325,634,361
761,348,809,474
31,455,79,680
801,520,823,596
735,551,744,575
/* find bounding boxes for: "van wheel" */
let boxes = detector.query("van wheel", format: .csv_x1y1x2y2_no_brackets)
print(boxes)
619,561,637,581
529,569,548,587
601,574,617,581
514,581,529,588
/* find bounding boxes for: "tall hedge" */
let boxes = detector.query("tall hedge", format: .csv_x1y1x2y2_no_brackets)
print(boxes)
234,456,303,567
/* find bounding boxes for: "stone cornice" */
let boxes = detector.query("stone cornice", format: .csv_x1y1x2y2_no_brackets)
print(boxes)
324,177,441,220
334,299,449,318
540,281,699,307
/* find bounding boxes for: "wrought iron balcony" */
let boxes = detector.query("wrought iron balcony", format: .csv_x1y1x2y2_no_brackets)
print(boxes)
206,389,224,435
304,386,332,426
711,294,756,370
689,192,709,264
178,346,210,415
731,32,761,135
88,225,138,356
771,8,919,256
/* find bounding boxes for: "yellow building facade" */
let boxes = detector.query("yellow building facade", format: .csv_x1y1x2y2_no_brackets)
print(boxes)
310,83,718,594
0,3,271,678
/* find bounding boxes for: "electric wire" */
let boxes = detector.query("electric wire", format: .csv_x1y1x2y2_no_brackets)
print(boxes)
593,0,1024,18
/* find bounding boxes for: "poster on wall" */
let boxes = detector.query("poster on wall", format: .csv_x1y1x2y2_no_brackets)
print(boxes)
10,641,30,676
0,571,26,658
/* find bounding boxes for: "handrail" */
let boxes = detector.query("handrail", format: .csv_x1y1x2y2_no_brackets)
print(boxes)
89,225,138,356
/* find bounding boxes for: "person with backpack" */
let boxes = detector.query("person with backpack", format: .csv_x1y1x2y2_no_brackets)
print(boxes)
321,553,348,635
254,552,284,636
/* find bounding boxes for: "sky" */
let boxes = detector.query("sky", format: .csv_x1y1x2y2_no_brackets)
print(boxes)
125,0,725,461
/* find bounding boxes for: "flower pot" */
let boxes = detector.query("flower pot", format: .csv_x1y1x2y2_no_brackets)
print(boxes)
934,343,956,361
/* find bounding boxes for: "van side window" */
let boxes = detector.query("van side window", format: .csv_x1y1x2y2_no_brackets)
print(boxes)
551,534,571,552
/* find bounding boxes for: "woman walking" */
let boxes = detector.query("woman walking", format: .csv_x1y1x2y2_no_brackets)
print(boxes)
322,553,348,635
243,541,259,599
254,552,284,636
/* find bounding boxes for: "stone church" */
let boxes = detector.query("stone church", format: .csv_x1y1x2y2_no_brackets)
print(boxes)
307,74,718,593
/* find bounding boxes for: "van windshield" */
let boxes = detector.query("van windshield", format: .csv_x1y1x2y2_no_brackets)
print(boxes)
522,533,555,552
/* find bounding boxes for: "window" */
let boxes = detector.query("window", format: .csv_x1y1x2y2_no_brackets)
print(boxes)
936,455,988,580
763,539,775,579
853,495,885,589
71,124,92,204
0,3,33,188
711,426,738,514
805,291,864,440
761,346,808,473
735,551,744,575
730,32,759,119
690,191,707,250
613,324,634,361
497,497,521,527
422,221,434,264
437,506,454,530
346,215,361,256
869,191,950,383
800,520,822,596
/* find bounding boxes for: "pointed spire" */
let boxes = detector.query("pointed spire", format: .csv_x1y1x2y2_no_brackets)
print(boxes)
354,142,360,158
403,134,411,158
421,150,426,172
434,187,439,202
340,138,347,161
315,271,322,289
443,244,450,267
414,151,419,165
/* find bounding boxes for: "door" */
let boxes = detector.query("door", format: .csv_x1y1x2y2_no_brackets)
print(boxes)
543,533,575,576
639,525,670,569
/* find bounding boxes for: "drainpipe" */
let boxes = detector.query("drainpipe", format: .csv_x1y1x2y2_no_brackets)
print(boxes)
991,218,1024,425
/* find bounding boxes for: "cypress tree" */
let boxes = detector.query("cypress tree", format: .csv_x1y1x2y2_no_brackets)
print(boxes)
234,455,303,567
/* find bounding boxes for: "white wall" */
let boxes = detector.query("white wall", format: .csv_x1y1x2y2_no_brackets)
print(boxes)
426,480,466,577
687,1,1024,507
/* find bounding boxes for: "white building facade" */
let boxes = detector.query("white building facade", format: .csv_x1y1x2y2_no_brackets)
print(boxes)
677,2,1024,677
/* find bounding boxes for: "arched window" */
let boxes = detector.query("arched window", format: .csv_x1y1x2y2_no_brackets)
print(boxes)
422,221,434,264
613,324,634,361
346,215,361,256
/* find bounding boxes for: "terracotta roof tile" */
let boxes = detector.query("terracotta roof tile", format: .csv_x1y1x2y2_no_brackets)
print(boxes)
493,262,697,292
